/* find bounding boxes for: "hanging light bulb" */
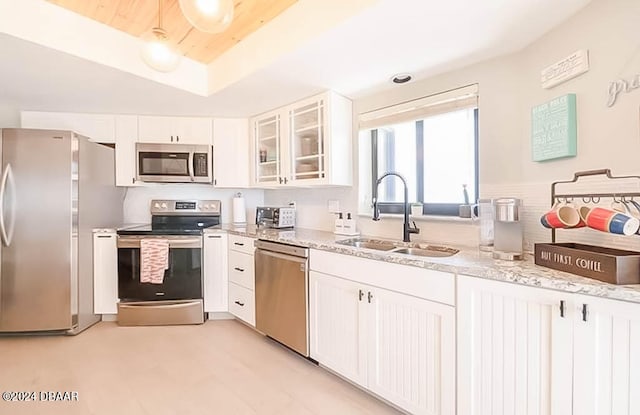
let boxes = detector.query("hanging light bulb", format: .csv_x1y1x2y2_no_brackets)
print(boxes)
141,0,181,72
179,0,234,34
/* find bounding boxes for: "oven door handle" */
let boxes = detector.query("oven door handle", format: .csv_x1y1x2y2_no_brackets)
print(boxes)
188,151,195,182
117,236,202,249
118,300,201,310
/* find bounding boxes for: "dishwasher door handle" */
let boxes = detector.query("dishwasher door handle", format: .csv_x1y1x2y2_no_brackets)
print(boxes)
255,248,307,264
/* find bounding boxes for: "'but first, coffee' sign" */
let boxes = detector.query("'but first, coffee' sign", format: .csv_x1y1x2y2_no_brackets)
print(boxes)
534,243,640,285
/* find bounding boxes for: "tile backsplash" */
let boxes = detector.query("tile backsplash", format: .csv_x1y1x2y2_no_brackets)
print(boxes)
123,185,264,224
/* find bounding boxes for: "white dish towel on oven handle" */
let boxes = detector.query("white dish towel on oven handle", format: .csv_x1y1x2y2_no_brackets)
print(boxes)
140,239,169,284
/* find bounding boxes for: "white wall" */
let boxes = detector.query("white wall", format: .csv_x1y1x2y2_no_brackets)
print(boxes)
0,103,20,127
123,186,264,225
266,0,640,251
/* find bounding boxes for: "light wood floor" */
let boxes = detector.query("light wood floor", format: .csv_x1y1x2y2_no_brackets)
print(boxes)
0,320,401,415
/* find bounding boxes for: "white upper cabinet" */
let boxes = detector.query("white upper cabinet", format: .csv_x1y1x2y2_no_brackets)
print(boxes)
138,116,212,145
21,111,116,143
115,115,138,186
252,109,283,186
212,118,250,188
250,91,352,187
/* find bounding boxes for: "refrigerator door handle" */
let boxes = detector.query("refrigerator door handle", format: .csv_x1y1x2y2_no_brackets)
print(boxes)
0,163,15,247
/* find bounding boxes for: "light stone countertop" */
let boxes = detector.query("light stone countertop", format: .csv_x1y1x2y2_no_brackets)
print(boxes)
219,224,640,305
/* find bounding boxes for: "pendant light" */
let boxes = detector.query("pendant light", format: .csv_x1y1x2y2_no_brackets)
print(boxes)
141,0,181,73
179,0,234,34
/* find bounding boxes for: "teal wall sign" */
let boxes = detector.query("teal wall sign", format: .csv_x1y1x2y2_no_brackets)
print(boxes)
531,94,577,162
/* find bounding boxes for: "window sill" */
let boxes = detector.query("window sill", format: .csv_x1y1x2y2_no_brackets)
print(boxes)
357,212,474,224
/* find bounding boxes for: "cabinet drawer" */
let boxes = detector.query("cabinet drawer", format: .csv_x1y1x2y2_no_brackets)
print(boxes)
228,282,255,326
228,250,254,290
229,234,255,255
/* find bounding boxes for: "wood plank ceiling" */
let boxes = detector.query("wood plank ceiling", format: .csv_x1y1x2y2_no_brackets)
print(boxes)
47,0,298,63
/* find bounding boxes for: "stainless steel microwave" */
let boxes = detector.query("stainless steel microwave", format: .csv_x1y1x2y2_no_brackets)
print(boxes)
136,143,212,183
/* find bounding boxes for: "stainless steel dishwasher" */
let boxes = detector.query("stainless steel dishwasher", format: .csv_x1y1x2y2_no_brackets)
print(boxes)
254,239,309,357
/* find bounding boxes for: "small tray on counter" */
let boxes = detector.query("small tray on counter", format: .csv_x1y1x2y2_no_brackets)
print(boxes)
534,243,640,285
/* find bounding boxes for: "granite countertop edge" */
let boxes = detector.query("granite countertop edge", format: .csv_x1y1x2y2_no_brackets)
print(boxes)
218,225,640,305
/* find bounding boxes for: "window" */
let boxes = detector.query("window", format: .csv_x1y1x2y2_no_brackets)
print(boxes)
359,85,478,216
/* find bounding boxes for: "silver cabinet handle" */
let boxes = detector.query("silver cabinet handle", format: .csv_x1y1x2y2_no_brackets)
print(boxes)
188,151,195,182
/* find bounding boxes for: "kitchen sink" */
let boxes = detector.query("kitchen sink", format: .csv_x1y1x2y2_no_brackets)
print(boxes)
390,246,459,258
336,238,396,251
336,238,459,257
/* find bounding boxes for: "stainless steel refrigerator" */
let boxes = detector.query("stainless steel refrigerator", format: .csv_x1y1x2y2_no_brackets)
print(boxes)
0,128,124,334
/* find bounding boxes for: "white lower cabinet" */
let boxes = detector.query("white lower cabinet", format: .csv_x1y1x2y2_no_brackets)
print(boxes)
93,230,118,314
367,287,455,415
571,294,640,415
458,274,640,415
203,232,228,313
309,250,455,415
228,282,255,326
457,275,572,415
227,235,255,326
309,271,367,387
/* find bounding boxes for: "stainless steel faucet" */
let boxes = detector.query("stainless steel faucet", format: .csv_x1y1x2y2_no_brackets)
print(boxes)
372,172,420,242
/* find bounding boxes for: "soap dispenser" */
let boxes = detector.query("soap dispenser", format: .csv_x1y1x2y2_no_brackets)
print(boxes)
343,213,356,235
334,212,344,234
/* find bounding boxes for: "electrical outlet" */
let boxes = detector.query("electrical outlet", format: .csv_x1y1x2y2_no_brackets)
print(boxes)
327,199,340,213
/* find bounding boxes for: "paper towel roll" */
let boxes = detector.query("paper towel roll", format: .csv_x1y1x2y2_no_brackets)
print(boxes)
232,193,246,224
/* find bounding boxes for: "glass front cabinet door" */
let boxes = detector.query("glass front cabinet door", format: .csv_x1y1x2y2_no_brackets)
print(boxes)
253,111,281,185
289,99,325,183
251,91,353,187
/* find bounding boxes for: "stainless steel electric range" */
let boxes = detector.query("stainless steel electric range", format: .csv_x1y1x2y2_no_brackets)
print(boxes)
116,199,221,326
